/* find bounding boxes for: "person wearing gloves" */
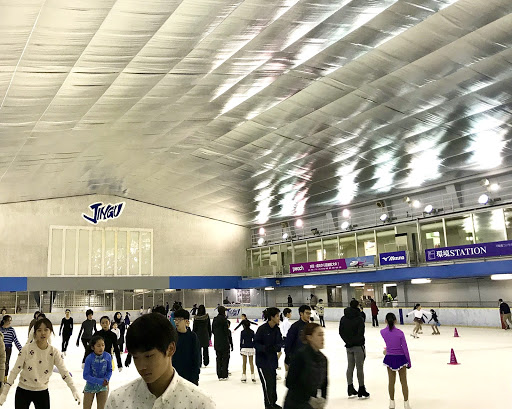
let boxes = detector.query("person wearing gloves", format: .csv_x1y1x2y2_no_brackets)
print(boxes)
283,323,328,409
381,313,412,409
254,307,282,409
406,304,430,338
83,335,112,409
0,318,80,408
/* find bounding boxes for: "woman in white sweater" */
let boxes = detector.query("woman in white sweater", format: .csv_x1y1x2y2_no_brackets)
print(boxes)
406,304,430,339
0,318,80,408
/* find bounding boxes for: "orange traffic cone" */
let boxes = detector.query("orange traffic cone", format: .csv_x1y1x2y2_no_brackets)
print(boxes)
447,348,460,365
454,328,459,337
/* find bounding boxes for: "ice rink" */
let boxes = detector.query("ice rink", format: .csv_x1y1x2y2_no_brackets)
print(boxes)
1,319,509,409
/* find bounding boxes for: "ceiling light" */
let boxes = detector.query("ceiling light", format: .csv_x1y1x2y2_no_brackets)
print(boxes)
264,287,275,290
336,285,342,288
349,282,365,287
412,200,421,209
478,194,489,205
403,196,411,204
481,178,490,187
489,183,500,192
424,204,433,214
259,227,265,236
303,285,316,289
411,278,431,284
380,213,389,222
257,237,265,246
341,221,351,230
282,233,289,240
295,219,303,228
342,209,350,218
491,274,512,281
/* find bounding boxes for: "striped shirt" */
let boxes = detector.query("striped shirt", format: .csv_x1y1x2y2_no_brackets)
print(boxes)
0,327,22,350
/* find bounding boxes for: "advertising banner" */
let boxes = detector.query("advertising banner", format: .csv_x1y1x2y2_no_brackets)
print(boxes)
289,256,374,274
425,240,512,262
380,251,407,266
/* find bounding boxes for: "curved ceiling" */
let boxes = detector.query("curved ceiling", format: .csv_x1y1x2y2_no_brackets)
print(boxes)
1,0,512,226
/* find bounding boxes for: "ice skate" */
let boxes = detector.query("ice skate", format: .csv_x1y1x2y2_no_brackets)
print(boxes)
241,374,247,383
389,399,395,408
357,385,370,398
251,373,256,383
347,384,358,397
404,400,411,409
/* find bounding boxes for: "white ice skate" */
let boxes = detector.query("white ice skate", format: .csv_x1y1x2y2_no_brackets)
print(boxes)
389,399,395,409
241,374,247,383
404,400,411,409
251,373,256,383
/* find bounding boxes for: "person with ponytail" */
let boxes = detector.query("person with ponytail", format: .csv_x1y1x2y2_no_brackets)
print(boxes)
380,313,411,409
283,322,328,409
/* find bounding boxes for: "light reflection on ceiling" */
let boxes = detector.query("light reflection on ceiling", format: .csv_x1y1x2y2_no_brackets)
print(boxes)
0,0,512,226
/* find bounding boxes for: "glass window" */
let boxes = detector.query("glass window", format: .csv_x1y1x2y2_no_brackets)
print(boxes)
284,244,293,266
357,231,376,257
307,240,322,262
251,249,261,267
473,209,506,243
246,250,252,269
322,237,338,260
505,208,512,240
293,242,307,263
339,234,357,258
261,248,270,266
420,221,445,250
445,215,473,246
376,228,397,254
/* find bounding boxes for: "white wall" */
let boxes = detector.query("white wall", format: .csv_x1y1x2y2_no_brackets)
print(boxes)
0,195,250,277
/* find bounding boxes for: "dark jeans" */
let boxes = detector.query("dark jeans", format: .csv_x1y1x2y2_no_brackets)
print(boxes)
15,387,50,409
61,332,71,352
200,346,210,366
215,348,230,379
5,347,12,377
258,367,277,408
118,339,124,353
319,315,325,327
372,315,379,327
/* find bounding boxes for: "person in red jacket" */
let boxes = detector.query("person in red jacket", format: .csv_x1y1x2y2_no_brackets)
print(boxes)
370,299,379,327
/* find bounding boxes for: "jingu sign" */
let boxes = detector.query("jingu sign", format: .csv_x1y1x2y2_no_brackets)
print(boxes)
82,201,125,225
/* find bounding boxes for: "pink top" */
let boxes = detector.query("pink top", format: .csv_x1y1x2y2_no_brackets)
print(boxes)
380,326,411,366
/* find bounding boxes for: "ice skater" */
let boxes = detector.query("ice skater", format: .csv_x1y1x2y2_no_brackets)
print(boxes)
87,316,123,373
212,306,230,380
83,335,112,409
77,309,98,365
59,309,73,356
406,304,429,338
499,299,512,329
278,308,292,371
381,313,411,409
317,299,325,328
0,318,81,407
0,315,22,381
192,305,212,367
113,312,126,353
240,320,256,383
234,313,258,331
428,309,440,335
370,298,379,327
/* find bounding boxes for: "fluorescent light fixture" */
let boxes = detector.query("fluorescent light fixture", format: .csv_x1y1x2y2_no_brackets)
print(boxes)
424,204,433,214
412,200,421,209
264,287,275,290
411,278,431,284
164,289,174,293
491,274,512,281
341,221,350,230
380,213,388,222
282,232,289,240
303,285,317,289
384,283,397,287
257,237,265,246
489,183,500,192
342,209,350,218
259,227,265,235
336,285,342,288
295,219,303,228
104,290,114,294
350,282,365,287
478,194,489,205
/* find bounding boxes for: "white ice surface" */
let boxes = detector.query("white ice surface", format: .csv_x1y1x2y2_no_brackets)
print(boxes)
1,320,509,408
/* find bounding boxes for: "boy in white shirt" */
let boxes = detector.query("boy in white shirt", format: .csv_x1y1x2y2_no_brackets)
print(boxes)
105,313,215,409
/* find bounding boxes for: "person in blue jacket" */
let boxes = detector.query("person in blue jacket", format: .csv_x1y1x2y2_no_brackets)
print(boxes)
83,335,112,409
255,307,282,409
173,309,201,385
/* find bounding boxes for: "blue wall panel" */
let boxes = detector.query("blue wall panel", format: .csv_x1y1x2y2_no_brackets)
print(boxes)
0,277,27,291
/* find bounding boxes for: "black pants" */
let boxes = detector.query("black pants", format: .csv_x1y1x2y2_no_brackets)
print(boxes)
319,315,325,327
118,339,124,353
215,348,230,379
5,347,12,377
15,387,50,409
81,338,90,363
258,367,277,408
200,346,210,366
61,332,71,352
372,315,379,327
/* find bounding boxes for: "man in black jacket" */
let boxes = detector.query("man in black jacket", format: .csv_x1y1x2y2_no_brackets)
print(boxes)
339,299,369,399
212,306,230,380
284,305,311,370
173,309,201,385
255,307,282,409
499,299,512,329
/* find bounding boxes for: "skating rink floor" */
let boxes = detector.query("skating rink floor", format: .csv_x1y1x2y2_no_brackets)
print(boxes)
1,320,509,408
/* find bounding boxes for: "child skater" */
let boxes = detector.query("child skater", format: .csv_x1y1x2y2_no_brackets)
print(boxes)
0,318,81,408
381,313,411,409
240,320,256,383
0,315,22,381
59,309,73,356
429,309,440,335
77,310,98,365
83,335,112,409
